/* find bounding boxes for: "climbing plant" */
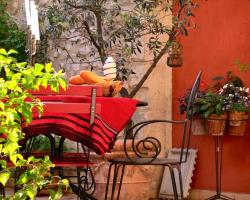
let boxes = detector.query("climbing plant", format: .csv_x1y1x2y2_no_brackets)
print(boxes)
0,49,68,199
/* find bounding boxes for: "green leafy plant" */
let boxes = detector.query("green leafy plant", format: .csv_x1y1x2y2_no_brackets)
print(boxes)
0,1,27,62
178,88,206,116
0,48,68,199
196,92,227,118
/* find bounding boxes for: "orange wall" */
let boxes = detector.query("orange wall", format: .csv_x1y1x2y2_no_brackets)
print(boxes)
173,0,250,193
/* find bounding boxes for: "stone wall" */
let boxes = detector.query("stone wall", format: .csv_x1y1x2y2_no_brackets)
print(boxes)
8,1,173,199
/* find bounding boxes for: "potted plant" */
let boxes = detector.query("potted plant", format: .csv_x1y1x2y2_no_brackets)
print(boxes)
178,82,208,135
219,84,250,136
197,92,228,136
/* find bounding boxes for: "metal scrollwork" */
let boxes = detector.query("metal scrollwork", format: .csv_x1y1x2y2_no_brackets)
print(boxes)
124,120,176,164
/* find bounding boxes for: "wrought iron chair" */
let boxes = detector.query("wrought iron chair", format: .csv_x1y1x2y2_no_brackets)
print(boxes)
104,71,201,200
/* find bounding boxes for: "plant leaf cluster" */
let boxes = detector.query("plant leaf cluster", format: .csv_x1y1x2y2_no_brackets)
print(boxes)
0,49,68,200
179,72,250,118
196,92,227,118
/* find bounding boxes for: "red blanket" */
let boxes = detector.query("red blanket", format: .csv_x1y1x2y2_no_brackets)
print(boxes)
22,96,138,155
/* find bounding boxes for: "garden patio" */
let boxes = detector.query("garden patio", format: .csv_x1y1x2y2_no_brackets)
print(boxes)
0,0,250,200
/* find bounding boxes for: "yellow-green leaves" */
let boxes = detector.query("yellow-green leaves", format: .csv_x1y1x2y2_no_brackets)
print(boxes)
58,78,67,91
7,49,18,55
34,63,44,76
0,49,7,55
45,62,53,72
0,171,11,186
0,160,7,169
26,185,38,200
10,153,23,166
0,102,5,110
0,49,68,199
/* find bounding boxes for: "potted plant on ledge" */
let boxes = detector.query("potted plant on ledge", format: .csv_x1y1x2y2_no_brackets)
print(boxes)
197,92,228,136
219,84,250,136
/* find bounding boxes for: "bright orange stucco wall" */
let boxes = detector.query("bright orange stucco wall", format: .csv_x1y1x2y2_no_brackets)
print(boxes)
172,0,250,193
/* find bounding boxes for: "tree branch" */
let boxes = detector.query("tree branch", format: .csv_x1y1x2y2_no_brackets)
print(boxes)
94,11,106,64
128,30,176,98
82,20,104,60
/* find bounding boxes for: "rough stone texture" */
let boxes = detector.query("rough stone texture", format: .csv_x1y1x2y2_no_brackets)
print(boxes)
8,1,173,199
6,0,26,28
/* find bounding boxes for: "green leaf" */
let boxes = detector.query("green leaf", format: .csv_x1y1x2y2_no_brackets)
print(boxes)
10,154,18,165
0,160,7,169
204,107,214,118
0,102,5,110
34,63,44,76
7,49,18,55
42,78,48,88
0,171,11,186
26,185,37,200
216,103,222,113
58,78,67,90
61,179,69,190
0,49,7,55
49,189,56,199
16,159,27,167
17,171,29,184
13,189,28,200
45,63,52,72
17,62,27,68
6,112,15,123
49,187,63,200
200,103,211,111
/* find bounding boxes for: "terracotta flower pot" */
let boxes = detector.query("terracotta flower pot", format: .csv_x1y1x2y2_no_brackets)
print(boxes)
227,111,249,136
205,114,228,136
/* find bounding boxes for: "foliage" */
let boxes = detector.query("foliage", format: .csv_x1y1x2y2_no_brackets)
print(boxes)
40,0,198,97
179,71,250,117
0,1,27,62
178,88,205,115
218,84,250,112
0,49,68,199
196,92,227,118
26,135,72,152
210,71,244,92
